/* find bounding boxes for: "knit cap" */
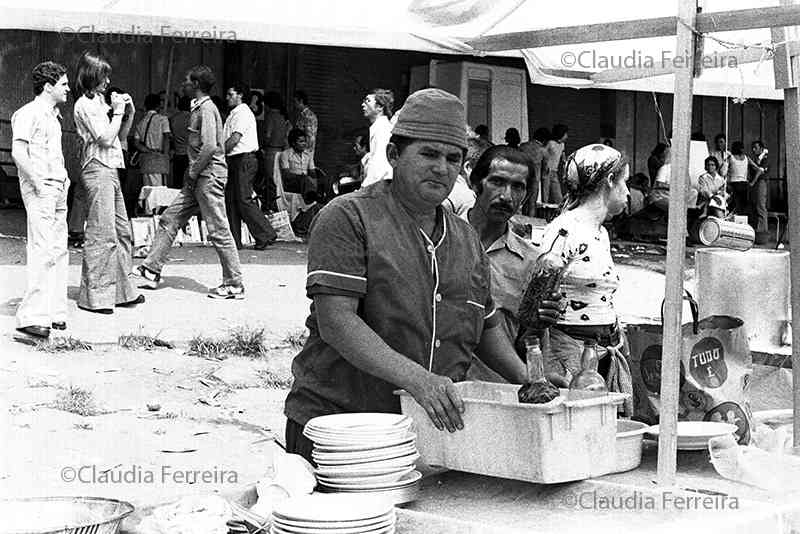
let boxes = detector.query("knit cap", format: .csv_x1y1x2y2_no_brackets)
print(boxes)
391,88,467,150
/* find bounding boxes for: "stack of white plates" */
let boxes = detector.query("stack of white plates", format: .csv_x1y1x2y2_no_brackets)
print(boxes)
304,413,421,503
646,421,739,450
271,494,396,534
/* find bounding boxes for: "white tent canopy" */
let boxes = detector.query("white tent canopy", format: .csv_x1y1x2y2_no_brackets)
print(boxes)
0,0,784,98
471,0,784,99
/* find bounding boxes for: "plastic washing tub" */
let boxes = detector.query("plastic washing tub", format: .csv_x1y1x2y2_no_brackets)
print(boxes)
615,420,650,473
398,381,629,484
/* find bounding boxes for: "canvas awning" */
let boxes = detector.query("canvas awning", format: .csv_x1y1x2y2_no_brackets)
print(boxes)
0,0,785,99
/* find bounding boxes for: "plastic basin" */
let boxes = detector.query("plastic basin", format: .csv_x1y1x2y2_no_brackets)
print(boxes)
615,419,649,473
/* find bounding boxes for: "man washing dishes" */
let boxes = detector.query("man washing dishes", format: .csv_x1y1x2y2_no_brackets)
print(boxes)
284,89,563,463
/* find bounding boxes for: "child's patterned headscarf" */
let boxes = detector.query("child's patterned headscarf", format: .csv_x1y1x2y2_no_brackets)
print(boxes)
563,144,626,210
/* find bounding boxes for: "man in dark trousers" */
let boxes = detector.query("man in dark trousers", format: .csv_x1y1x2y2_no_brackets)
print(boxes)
223,82,276,249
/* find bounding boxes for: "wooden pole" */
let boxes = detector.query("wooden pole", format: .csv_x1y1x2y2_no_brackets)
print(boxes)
772,0,800,447
164,44,175,114
656,0,697,486
785,83,800,447
466,5,800,51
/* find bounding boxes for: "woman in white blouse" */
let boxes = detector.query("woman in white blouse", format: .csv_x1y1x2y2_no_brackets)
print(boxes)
73,52,142,314
540,144,633,414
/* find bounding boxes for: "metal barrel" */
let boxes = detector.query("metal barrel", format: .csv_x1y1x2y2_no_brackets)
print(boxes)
698,217,755,251
696,248,790,347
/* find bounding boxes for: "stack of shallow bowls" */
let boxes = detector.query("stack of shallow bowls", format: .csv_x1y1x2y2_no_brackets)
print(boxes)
304,413,421,503
271,494,396,534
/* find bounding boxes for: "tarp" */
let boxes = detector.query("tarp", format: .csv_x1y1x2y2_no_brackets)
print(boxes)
0,0,521,54
0,0,784,100
475,0,784,100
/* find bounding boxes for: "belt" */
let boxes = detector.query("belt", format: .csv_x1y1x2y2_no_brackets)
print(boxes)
227,151,258,159
553,323,620,347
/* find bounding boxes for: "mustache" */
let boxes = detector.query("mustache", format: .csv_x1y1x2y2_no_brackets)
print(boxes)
490,201,514,212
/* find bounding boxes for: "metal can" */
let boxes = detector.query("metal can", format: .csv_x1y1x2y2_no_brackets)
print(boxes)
698,217,755,251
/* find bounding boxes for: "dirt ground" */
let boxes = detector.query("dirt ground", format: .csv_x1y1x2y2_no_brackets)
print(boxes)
0,206,791,531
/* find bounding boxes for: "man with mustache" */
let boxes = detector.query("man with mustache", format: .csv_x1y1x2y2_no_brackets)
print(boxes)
284,89,532,463
465,146,566,375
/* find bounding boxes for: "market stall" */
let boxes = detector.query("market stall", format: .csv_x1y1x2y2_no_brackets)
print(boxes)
4,1,800,531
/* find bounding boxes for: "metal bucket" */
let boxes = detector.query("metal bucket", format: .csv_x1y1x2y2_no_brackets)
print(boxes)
696,248,790,347
698,217,755,251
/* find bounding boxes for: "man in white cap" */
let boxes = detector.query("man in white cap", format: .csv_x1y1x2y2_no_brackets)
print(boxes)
284,89,532,462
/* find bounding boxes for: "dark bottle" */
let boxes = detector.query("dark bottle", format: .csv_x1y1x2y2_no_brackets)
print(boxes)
569,339,608,392
518,228,570,333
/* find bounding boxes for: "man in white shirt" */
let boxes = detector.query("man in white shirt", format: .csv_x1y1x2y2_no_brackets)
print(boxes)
11,61,70,338
223,83,276,249
360,88,394,187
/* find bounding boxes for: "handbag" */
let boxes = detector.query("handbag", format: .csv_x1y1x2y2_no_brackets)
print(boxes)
130,114,169,173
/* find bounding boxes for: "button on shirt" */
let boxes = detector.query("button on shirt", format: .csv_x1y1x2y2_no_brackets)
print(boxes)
188,96,227,178
74,94,125,169
485,224,538,343
284,180,499,426
223,103,259,156
11,98,68,183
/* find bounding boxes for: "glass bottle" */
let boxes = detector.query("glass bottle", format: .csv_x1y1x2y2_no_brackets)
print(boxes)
525,336,546,384
518,228,570,333
518,336,560,403
569,339,608,392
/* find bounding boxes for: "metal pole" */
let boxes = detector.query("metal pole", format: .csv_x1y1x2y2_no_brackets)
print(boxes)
657,0,697,486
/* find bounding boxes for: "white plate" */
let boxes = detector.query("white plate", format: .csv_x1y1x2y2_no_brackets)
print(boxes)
313,444,417,462
272,516,394,534
313,435,416,453
319,471,422,491
304,432,412,447
306,413,411,431
305,430,411,443
316,467,415,484
272,511,394,530
646,422,738,450
316,452,419,468
318,481,420,505
303,426,411,438
315,465,413,477
271,526,394,534
273,517,394,532
272,494,393,523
